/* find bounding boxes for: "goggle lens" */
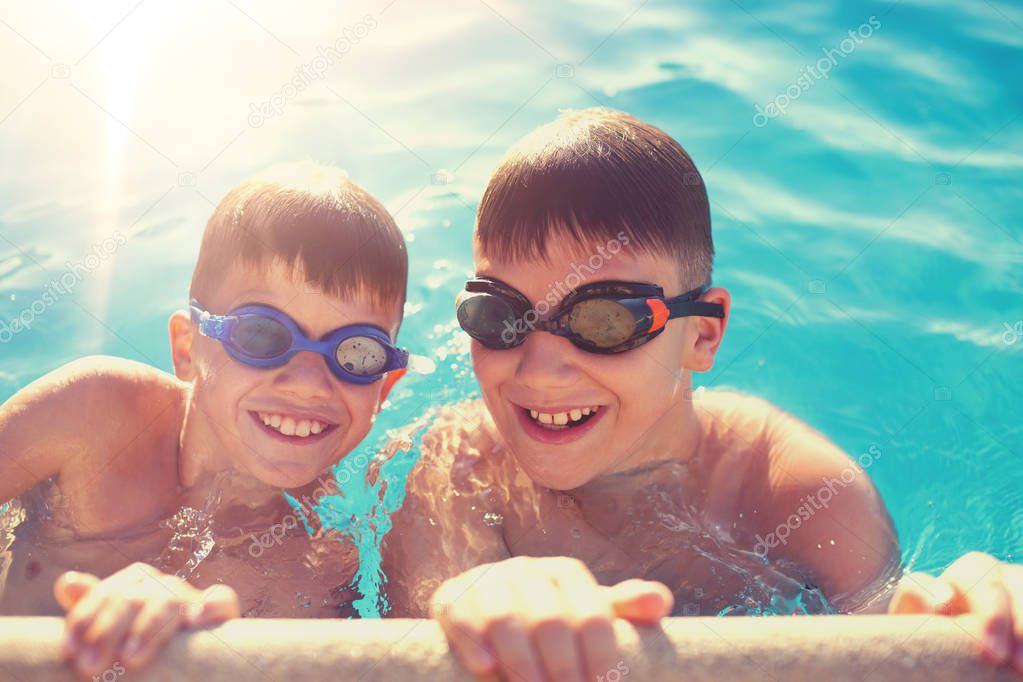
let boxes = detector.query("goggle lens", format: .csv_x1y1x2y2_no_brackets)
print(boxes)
566,298,638,349
457,293,522,348
335,336,389,376
230,314,292,359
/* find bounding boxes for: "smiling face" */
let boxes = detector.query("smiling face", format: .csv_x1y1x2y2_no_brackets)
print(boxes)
171,259,402,489
471,236,729,491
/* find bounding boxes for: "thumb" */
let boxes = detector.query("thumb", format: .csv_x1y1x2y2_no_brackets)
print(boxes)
53,571,100,611
606,579,674,623
184,585,241,628
888,573,957,615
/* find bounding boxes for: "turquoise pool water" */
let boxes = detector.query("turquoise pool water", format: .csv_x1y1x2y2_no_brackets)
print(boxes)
1,0,1020,614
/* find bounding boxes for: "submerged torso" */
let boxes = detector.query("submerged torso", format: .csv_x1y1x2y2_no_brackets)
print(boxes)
0,477,360,617
399,394,841,616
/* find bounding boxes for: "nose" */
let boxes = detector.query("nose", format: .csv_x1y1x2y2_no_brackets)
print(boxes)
513,329,584,392
271,350,335,402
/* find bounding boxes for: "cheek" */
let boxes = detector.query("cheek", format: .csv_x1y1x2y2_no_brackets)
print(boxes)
338,386,379,434
624,349,682,406
602,345,680,407
193,347,264,414
470,343,514,395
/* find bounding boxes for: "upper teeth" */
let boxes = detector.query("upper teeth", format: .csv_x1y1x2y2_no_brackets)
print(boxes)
528,407,598,425
258,412,328,437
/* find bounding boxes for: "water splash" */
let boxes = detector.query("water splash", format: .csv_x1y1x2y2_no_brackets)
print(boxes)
154,482,222,579
0,500,27,592
289,419,426,618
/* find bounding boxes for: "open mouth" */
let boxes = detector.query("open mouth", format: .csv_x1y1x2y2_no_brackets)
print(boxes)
523,406,601,431
249,411,339,442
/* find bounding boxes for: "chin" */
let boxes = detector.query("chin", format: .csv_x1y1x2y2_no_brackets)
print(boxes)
512,450,598,491
248,455,322,489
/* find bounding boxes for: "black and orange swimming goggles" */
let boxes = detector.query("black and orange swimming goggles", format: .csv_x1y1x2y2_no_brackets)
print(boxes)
456,277,725,355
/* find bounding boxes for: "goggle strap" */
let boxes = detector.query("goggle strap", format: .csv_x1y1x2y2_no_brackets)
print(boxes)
191,306,233,340
666,299,726,319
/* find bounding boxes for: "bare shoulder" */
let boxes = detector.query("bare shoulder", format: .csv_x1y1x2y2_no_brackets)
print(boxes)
698,389,899,606
696,388,855,479
10,354,182,429
1,355,185,505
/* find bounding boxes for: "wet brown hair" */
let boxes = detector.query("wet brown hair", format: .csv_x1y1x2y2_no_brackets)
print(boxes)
475,108,713,288
190,161,407,310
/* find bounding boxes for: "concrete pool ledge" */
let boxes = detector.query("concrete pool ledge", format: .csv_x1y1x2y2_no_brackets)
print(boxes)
0,615,1018,681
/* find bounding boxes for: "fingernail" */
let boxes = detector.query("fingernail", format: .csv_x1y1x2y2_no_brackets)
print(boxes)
122,636,142,659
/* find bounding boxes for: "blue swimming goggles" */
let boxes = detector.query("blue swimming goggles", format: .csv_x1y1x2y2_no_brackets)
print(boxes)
190,300,409,385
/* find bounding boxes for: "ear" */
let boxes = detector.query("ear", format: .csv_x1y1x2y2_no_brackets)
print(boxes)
169,310,197,380
378,367,406,408
687,286,730,372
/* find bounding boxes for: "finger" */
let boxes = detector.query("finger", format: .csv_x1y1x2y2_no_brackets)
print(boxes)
527,570,584,682
483,571,544,682
76,598,141,678
120,602,183,672
489,616,545,682
433,586,498,676
607,579,675,623
186,585,241,628
54,572,101,612
62,589,107,660
943,553,1013,665
76,597,139,678
999,565,1023,673
545,560,617,682
888,573,956,615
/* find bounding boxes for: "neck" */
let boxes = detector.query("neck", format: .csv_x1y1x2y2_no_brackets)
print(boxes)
176,389,282,511
569,382,705,505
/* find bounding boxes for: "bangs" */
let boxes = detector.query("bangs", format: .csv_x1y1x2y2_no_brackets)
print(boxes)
190,163,407,310
475,108,714,287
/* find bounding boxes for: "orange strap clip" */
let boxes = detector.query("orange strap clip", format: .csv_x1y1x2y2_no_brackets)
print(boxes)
646,298,670,333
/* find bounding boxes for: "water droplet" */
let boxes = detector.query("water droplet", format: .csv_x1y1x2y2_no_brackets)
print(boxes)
482,512,504,526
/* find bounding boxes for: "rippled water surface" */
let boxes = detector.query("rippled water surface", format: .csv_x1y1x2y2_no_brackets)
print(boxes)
1,0,1020,614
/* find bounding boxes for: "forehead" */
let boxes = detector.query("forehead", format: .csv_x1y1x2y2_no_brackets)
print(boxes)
205,260,402,335
474,235,684,302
